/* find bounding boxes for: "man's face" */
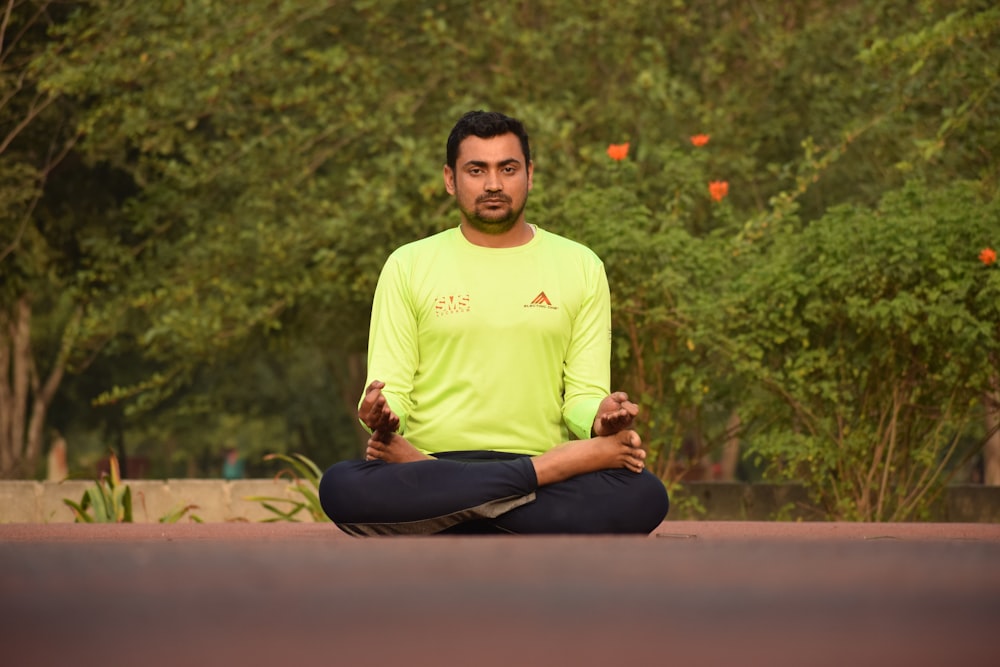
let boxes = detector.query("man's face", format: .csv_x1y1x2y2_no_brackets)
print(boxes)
444,133,533,235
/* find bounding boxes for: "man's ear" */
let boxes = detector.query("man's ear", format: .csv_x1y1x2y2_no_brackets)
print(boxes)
526,160,534,191
443,165,456,195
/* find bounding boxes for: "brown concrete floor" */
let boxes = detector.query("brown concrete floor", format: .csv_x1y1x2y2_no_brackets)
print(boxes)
2,521,999,667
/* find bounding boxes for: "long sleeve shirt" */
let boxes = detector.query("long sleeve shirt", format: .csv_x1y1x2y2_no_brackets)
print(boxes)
363,225,611,456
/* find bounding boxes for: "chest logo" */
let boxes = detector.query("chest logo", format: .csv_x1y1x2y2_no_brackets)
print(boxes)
525,291,558,310
434,294,471,316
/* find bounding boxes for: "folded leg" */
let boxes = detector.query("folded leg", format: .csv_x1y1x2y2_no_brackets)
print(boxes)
319,451,669,536
319,456,537,536
491,467,669,534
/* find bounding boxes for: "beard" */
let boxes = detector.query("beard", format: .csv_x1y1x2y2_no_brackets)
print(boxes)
459,193,527,235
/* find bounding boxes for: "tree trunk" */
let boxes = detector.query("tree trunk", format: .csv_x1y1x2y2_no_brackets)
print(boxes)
47,432,68,482
0,294,77,478
0,296,33,477
0,310,10,474
719,411,742,481
983,379,1000,485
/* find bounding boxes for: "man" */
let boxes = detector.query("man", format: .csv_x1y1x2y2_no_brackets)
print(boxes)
319,111,669,535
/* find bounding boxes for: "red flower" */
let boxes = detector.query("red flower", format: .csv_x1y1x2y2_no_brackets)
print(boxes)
606,142,629,161
690,134,710,147
709,180,729,202
980,247,997,265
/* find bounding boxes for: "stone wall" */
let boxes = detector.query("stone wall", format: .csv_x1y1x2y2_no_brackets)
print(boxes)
1,480,998,523
0,479,322,524
668,482,1000,522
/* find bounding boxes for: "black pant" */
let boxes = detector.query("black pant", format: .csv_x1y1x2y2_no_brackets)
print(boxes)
319,451,669,536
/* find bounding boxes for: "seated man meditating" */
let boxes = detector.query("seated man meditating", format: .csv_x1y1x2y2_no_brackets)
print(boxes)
318,110,669,535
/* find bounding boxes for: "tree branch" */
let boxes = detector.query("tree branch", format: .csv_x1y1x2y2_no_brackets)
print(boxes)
0,89,58,155
0,309,12,473
0,0,18,64
0,1,51,71
23,305,82,471
1,130,81,264
6,295,31,476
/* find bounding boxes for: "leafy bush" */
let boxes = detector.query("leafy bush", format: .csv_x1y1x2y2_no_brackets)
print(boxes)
725,180,1000,520
246,453,331,522
64,452,203,523
63,453,133,523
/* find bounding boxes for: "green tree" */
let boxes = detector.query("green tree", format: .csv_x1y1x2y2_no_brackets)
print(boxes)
1,1,94,478
725,181,999,520
4,0,997,501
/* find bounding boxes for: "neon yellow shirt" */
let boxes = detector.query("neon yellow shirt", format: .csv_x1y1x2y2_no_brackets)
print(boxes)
363,225,611,456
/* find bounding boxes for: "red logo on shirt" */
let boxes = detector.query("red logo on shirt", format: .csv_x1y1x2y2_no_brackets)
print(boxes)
525,291,557,310
434,294,471,316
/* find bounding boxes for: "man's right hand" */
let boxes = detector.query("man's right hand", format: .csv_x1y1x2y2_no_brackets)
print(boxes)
359,380,400,437
592,391,639,437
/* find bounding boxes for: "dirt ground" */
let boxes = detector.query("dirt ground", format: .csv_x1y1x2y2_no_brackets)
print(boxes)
2,521,999,667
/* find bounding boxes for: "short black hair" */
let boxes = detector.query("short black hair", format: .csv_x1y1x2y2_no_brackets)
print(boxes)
446,111,531,172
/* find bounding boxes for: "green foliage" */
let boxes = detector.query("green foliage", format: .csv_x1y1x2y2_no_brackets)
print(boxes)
535,168,728,470
63,454,202,523
62,452,205,522
661,483,708,521
246,453,331,523
157,504,203,524
2,0,997,524
725,181,1000,520
63,453,133,523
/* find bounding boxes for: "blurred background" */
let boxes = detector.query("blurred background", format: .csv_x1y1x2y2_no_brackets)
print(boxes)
1,0,997,520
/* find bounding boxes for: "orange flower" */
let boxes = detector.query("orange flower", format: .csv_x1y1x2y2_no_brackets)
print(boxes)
606,142,629,161
980,247,997,265
690,134,710,147
709,180,729,202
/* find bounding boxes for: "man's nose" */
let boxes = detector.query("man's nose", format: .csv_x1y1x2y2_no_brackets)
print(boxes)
484,171,502,191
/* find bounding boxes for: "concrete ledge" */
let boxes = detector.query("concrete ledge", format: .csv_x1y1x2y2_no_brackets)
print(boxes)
670,482,813,520
671,482,1000,522
1,479,322,524
2,480,998,524
940,484,1000,523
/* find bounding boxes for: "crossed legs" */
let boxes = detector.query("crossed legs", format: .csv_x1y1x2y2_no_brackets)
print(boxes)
319,430,669,536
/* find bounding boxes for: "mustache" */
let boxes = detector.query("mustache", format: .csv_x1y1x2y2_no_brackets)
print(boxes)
476,194,511,204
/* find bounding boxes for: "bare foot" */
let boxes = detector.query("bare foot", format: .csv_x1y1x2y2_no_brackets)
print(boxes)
366,432,433,463
532,430,645,486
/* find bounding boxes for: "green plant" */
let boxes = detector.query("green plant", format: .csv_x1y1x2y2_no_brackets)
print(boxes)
726,181,1000,520
158,504,203,524
661,482,708,521
770,502,804,523
133,488,204,523
63,453,133,523
246,453,331,523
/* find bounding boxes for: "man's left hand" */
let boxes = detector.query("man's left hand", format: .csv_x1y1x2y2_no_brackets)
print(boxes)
593,391,639,436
